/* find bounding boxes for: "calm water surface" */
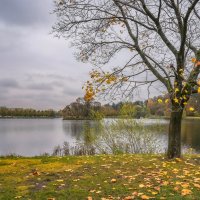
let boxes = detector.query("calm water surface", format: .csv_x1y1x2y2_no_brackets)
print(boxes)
0,118,199,156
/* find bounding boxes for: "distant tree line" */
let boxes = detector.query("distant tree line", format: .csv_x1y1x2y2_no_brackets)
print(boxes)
63,94,200,120
101,101,148,119
147,93,200,117
62,97,148,119
62,97,101,120
0,107,60,118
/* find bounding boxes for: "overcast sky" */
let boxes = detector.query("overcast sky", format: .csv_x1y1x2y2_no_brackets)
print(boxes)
0,0,92,110
0,0,161,110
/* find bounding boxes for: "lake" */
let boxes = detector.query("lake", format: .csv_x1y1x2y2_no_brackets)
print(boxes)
0,118,199,156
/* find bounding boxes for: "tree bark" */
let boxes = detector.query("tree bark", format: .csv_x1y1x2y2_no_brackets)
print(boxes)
167,107,183,159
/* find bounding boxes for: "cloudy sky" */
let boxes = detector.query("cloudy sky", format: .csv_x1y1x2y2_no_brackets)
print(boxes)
0,0,161,110
0,0,91,110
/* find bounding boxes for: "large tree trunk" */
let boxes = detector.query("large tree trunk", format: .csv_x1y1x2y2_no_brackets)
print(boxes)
167,107,183,159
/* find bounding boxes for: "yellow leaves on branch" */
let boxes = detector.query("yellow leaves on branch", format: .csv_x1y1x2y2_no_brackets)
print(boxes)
173,97,179,103
191,57,200,66
106,75,117,84
83,69,123,101
83,82,95,102
191,57,197,63
189,107,195,112
158,98,170,104
88,70,129,85
165,99,169,103
175,88,179,93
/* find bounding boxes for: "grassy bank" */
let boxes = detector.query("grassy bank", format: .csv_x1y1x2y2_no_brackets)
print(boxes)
1,154,200,200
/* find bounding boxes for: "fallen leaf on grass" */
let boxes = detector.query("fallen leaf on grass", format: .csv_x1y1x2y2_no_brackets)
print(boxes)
175,158,182,162
141,195,150,200
87,197,93,200
32,171,40,176
181,189,192,196
64,169,73,172
123,196,134,200
132,191,138,196
139,184,145,188
181,183,189,188
154,186,160,191
14,196,22,199
194,183,200,188
151,191,158,195
162,181,169,186
174,186,180,191
56,179,64,182
111,179,117,183
194,178,200,182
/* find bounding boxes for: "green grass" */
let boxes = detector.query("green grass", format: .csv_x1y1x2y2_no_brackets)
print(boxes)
1,154,200,199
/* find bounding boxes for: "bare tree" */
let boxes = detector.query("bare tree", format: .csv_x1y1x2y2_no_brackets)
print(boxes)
53,0,200,158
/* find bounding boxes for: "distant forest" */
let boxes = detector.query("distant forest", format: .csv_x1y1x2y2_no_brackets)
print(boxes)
0,107,60,118
62,94,200,119
1,93,200,119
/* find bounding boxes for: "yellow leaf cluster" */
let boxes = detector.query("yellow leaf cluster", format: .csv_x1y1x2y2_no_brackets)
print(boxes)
173,97,179,103
90,70,101,79
84,83,95,102
189,107,195,112
175,88,179,92
165,99,169,103
195,61,200,67
191,58,197,63
106,75,117,84
83,69,121,101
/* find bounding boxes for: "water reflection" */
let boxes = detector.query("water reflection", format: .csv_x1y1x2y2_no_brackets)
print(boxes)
62,120,97,141
0,118,75,156
182,119,200,152
0,118,200,156
62,120,85,140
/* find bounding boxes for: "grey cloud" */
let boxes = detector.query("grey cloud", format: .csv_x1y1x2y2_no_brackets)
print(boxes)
62,87,82,97
0,79,19,88
13,92,71,110
0,0,53,27
27,83,53,91
0,0,93,109
26,73,77,82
